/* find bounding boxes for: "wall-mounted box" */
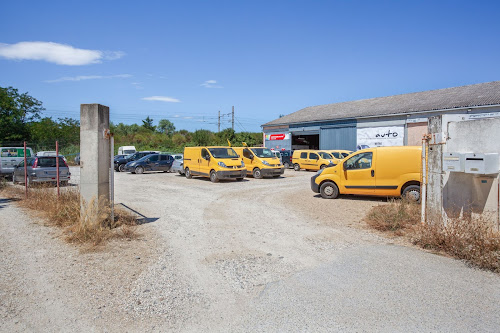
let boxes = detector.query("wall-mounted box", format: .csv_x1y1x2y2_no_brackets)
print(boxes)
464,153,499,174
443,152,465,172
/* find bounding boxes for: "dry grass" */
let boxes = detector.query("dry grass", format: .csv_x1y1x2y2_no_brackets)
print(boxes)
365,199,421,234
365,199,500,272
2,184,138,247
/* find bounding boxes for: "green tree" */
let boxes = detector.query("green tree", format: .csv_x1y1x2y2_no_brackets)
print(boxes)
0,86,44,142
157,119,176,135
142,116,156,131
192,129,214,146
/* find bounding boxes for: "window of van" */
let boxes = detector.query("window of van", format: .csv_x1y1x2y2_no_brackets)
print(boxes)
342,152,351,158
331,152,341,159
318,152,331,159
202,149,210,159
344,152,372,170
148,155,159,162
208,148,238,158
243,149,253,159
300,152,307,159
1,148,31,157
310,153,319,160
251,148,273,158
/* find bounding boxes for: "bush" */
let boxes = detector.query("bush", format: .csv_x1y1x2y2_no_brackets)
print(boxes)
365,199,420,232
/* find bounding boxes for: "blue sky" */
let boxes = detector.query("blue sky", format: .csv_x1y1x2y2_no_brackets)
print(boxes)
1,0,500,132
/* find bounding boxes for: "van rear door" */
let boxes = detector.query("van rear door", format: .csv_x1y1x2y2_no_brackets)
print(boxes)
340,150,376,195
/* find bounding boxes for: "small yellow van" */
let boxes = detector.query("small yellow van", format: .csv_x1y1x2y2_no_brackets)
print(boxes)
292,150,334,171
325,150,353,164
183,146,246,182
311,146,422,200
233,147,284,178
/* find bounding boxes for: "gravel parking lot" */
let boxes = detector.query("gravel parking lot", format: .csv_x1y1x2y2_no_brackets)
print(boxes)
1,167,500,332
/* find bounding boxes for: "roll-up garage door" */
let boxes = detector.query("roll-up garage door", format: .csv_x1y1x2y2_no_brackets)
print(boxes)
320,120,357,151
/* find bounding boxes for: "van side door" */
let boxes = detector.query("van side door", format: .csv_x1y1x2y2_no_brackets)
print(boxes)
308,152,320,170
242,148,254,172
340,151,376,195
200,148,211,176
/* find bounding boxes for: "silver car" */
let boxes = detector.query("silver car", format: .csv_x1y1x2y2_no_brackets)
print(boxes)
170,156,184,175
12,156,71,186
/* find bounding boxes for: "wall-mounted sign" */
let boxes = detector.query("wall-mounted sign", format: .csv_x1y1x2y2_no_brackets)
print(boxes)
357,126,404,147
265,133,290,141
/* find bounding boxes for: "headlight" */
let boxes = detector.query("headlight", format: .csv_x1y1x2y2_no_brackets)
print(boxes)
218,161,227,168
241,161,245,167
262,160,271,166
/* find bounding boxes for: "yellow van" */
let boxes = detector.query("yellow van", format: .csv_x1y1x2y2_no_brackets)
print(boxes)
233,147,284,178
311,146,422,200
292,150,334,171
183,146,246,182
325,150,353,164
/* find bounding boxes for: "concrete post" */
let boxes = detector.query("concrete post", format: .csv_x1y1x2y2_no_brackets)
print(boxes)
426,116,444,225
80,104,111,219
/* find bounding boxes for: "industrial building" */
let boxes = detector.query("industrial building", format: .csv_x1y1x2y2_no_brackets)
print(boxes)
262,81,500,151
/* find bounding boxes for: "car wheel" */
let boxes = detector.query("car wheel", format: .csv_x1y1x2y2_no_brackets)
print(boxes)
210,170,219,183
320,164,327,169
320,181,339,199
118,164,125,172
402,185,420,202
135,166,144,174
185,168,192,179
283,162,290,169
253,168,263,179
294,163,300,171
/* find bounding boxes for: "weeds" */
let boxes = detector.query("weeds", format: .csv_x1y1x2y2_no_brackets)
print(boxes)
365,199,500,272
3,185,138,246
0,177,7,191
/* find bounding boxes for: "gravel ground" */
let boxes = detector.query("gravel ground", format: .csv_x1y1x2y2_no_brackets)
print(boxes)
1,167,499,332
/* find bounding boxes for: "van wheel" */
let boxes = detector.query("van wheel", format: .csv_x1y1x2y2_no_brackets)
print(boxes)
253,168,263,179
185,168,192,179
210,170,219,183
294,164,300,171
118,164,125,172
135,166,144,174
283,162,290,169
402,185,420,202
320,164,327,169
320,182,339,199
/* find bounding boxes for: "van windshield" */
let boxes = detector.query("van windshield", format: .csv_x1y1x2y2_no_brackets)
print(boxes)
251,148,273,158
208,148,239,158
319,152,332,159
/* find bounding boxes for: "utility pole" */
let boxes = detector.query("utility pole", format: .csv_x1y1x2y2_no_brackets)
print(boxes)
232,106,234,131
218,110,221,132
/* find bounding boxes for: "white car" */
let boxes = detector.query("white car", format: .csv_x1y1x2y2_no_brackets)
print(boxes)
170,156,184,175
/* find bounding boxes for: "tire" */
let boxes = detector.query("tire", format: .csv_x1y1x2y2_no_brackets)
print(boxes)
320,181,339,199
135,166,144,174
253,168,263,179
402,185,420,202
293,164,300,171
118,164,125,172
185,168,192,179
320,164,327,169
210,170,219,183
283,162,290,169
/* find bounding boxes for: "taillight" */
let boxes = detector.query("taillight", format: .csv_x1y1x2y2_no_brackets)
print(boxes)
33,158,38,168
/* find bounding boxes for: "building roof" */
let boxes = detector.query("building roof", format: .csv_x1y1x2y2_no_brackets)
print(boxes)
263,81,500,127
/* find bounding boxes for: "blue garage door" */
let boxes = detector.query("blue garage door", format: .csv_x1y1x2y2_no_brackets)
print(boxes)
320,120,357,151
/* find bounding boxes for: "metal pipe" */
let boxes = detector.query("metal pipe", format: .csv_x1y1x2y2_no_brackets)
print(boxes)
110,135,114,224
421,137,427,225
56,141,60,197
24,141,27,199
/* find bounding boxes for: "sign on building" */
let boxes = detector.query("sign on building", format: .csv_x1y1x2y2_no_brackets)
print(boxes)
357,126,404,147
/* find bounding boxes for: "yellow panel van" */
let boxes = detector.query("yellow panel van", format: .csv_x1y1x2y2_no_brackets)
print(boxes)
183,146,246,182
311,146,422,201
292,150,334,171
325,150,353,164
233,147,284,178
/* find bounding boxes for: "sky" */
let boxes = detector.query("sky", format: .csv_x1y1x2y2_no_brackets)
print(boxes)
1,0,500,133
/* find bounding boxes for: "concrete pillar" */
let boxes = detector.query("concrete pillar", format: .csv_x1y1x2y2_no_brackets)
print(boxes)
80,104,110,218
426,116,444,225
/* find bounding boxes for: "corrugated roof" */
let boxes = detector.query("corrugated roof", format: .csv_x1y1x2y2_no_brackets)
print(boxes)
263,81,500,127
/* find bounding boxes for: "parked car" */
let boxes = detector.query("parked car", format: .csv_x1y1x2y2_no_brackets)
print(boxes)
124,153,174,174
118,146,136,155
325,150,353,164
114,151,159,172
12,156,71,186
311,146,421,201
233,147,284,178
114,154,127,161
74,153,80,165
279,150,293,168
0,146,34,178
292,150,334,171
183,146,246,182
171,156,185,175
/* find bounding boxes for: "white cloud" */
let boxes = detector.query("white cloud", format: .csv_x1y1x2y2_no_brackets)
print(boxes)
0,41,124,66
45,74,132,83
184,116,193,119
201,80,222,88
142,96,180,103
173,115,180,118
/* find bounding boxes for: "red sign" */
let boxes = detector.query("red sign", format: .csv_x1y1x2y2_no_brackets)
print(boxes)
269,134,286,140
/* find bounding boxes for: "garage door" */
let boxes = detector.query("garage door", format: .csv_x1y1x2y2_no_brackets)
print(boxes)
320,121,357,151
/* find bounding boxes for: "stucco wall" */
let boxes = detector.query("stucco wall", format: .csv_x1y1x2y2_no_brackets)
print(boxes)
407,123,427,146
